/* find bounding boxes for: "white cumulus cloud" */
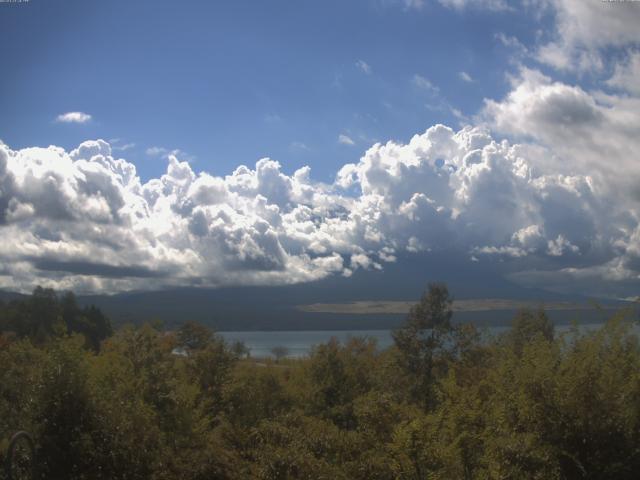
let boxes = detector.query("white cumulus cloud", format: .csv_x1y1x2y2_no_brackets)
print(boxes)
55,112,92,124
1,119,638,297
535,0,640,72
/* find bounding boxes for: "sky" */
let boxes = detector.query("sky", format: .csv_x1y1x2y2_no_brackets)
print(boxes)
1,0,639,299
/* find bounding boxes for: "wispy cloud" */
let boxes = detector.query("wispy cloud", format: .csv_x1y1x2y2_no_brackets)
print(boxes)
332,72,344,89
146,146,191,160
290,141,310,151
264,113,282,123
459,71,473,82
109,138,136,152
412,74,439,93
55,112,92,124
338,134,355,146
355,59,372,75
438,0,509,11
146,146,169,157
450,107,467,121
404,0,424,9
494,32,528,64
114,142,136,152
413,74,465,122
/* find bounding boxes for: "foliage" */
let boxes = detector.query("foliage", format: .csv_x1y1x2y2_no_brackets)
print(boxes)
0,288,112,350
505,307,555,355
1,285,640,479
270,346,289,362
392,282,456,409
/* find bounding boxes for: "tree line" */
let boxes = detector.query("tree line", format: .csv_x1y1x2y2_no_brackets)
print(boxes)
0,284,639,479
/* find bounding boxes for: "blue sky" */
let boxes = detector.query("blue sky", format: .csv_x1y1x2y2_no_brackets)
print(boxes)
1,0,640,299
2,0,541,181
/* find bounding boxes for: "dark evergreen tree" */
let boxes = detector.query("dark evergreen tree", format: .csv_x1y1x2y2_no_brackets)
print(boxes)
392,282,454,410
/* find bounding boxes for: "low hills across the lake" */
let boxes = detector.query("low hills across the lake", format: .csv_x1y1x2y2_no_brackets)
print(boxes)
2,251,635,331
1,284,632,332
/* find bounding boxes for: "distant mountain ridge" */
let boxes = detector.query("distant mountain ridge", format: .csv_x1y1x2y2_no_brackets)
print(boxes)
1,253,633,331
1,286,632,332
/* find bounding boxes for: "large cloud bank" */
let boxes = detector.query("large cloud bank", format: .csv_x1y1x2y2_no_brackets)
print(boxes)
1,1,639,296
1,113,638,296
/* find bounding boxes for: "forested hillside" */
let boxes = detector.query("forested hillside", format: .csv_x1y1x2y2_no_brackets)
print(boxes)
1,285,639,479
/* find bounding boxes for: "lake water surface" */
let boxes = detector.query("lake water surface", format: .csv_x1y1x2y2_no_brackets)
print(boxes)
220,323,611,358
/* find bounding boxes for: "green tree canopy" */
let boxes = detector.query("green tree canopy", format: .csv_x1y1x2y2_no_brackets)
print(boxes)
392,282,454,409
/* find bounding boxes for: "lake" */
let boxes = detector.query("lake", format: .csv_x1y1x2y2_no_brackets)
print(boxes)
219,323,612,358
